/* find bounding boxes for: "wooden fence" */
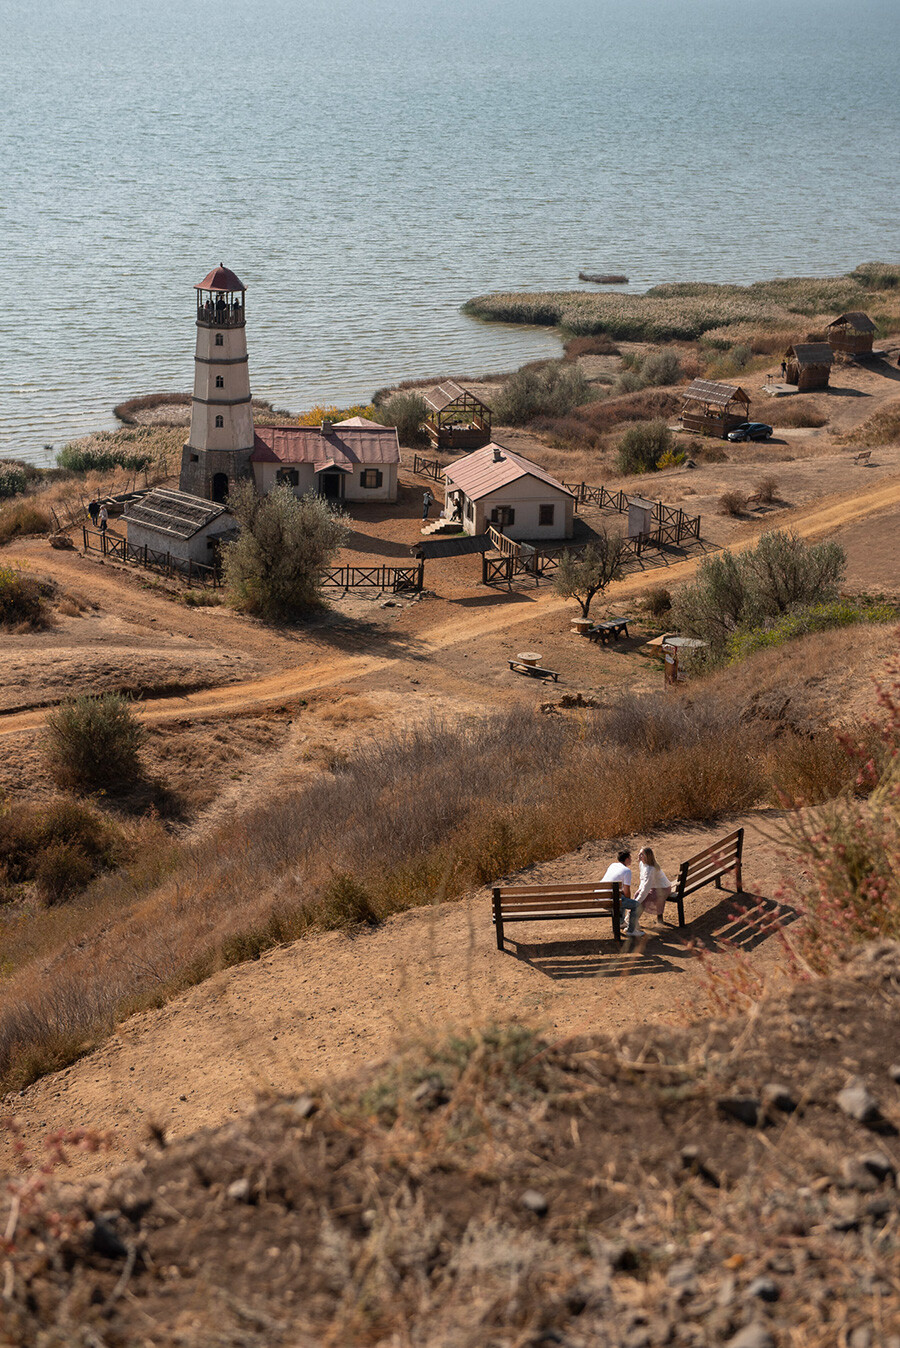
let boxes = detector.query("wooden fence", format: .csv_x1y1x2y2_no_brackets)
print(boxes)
411,454,445,483
320,562,425,593
82,527,221,588
562,481,701,546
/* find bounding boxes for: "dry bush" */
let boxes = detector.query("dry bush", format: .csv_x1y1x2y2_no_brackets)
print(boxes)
771,398,828,428
0,565,46,627
640,584,672,619
842,397,900,447
45,694,146,791
563,334,620,359
0,500,51,544
754,476,779,503
0,797,126,902
692,440,727,463
719,490,747,516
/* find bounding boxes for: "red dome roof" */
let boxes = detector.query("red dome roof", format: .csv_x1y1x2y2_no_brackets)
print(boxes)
194,263,245,292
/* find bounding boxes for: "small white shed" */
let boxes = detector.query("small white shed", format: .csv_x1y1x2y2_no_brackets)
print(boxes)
122,489,234,566
443,443,574,541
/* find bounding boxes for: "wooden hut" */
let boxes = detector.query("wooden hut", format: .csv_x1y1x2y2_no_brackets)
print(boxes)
680,379,751,438
826,312,876,357
784,343,833,391
423,381,492,451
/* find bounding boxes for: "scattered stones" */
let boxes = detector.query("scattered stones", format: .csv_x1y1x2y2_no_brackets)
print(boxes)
726,1325,776,1348
745,1276,780,1303
761,1083,797,1115
836,1079,882,1125
289,1094,318,1119
226,1177,251,1203
889,1063,900,1084
679,1144,720,1187
521,1189,549,1217
717,1095,761,1127
860,1151,895,1182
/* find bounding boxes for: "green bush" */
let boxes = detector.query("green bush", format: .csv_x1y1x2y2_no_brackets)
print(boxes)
0,469,27,499
727,599,896,663
641,350,683,386
56,445,153,473
45,694,146,791
616,420,673,474
375,393,427,447
0,565,45,626
492,362,591,425
223,482,348,619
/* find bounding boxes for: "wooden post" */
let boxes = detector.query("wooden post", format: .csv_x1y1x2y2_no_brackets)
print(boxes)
611,882,621,943
675,862,687,927
492,888,505,950
735,827,744,892
416,558,425,592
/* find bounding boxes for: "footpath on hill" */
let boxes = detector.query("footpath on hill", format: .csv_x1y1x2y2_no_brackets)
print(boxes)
3,810,797,1180
1,470,899,738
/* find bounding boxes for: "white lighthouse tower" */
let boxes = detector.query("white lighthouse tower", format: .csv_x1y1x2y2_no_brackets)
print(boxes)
179,264,254,502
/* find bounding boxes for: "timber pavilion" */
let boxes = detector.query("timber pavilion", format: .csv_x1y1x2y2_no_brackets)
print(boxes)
680,379,751,438
826,312,876,357
423,381,492,450
784,343,833,391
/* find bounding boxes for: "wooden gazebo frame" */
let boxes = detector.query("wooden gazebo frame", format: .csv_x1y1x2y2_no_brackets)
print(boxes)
680,379,751,438
826,312,876,357
784,343,833,391
424,381,492,451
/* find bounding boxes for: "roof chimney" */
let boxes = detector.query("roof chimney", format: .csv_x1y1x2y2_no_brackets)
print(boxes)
492,445,503,463
321,419,334,435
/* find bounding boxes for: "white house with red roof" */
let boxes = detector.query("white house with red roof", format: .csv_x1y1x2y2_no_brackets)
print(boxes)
443,443,574,541
251,416,400,504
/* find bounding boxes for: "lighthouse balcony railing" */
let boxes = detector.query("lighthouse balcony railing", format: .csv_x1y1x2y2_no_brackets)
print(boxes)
196,306,245,329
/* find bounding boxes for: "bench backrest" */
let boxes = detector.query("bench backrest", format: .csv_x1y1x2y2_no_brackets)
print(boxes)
494,881,619,911
675,828,743,899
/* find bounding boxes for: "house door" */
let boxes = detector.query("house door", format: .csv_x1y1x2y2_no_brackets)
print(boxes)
211,472,229,503
319,472,344,500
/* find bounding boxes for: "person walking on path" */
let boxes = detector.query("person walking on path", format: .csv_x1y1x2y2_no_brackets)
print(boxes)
601,849,641,935
88,499,100,527
422,489,434,521
633,846,672,931
780,358,787,381
98,503,109,534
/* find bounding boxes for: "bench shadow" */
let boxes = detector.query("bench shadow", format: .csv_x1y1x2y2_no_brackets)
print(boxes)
684,888,801,954
505,936,681,980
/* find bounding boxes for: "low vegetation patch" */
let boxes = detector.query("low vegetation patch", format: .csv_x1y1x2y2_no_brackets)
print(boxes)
373,391,428,446
55,426,184,480
771,398,828,429
492,360,592,425
719,489,747,517
295,402,378,426
726,598,897,663
0,564,46,627
616,419,673,474
45,693,146,792
0,500,51,545
562,333,620,359
0,797,127,906
842,397,900,447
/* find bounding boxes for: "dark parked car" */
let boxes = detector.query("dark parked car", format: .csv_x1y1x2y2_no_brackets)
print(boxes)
727,421,773,442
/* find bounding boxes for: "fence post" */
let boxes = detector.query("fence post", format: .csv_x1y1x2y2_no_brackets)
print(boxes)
416,558,425,592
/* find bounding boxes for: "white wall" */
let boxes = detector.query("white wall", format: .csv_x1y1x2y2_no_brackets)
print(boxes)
125,515,233,564
252,460,398,503
473,477,574,540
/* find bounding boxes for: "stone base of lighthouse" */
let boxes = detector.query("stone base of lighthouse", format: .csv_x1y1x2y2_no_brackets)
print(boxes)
179,445,254,503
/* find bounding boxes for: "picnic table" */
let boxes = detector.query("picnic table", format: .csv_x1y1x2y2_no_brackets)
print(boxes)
587,618,631,645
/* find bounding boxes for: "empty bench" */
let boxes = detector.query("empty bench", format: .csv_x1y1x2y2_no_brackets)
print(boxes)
508,659,559,682
587,618,630,644
668,827,744,927
492,881,621,950
853,450,872,465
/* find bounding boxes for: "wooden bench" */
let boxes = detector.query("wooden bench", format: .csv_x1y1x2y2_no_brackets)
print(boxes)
669,828,744,926
853,449,872,465
492,881,621,950
587,618,630,644
508,659,559,681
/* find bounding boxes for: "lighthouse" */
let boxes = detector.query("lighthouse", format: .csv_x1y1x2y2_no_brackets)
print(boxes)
179,264,254,503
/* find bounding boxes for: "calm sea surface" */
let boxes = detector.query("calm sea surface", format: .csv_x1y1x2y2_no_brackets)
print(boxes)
2,0,898,463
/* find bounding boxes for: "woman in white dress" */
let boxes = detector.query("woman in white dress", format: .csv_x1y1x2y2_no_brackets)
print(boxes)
632,846,672,934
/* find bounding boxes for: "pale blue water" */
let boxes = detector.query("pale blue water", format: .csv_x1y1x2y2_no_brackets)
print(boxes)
2,0,898,463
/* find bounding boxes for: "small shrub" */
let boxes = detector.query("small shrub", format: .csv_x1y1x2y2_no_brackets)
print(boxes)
657,449,686,468
754,477,779,504
0,797,125,893
641,349,683,386
719,490,747,517
493,362,592,425
0,565,45,627
641,585,672,619
0,501,51,544
375,393,427,446
34,844,94,905
316,873,380,929
45,694,146,791
614,369,646,394
616,420,673,474
694,441,728,464
0,469,28,500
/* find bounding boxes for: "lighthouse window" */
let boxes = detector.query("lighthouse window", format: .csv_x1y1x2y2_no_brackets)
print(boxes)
215,334,224,347
215,415,224,428
215,376,224,388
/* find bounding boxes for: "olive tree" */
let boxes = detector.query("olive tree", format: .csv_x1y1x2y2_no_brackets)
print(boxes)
553,529,629,619
223,482,349,619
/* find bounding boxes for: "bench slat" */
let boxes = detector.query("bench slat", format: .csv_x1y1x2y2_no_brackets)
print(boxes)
497,883,619,897
493,880,621,949
679,829,741,867
681,853,739,888
498,901,616,915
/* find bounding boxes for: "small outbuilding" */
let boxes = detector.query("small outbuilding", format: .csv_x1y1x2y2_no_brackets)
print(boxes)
122,489,235,567
443,443,574,541
784,343,833,391
681,380,752,438
250,417,400,503
826,312,877,357
423,381,492,451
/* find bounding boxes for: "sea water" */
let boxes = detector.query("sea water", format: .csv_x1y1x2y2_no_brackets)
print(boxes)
1,0,898,462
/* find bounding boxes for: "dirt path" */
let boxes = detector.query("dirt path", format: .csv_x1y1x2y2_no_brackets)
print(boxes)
3,810,794,1178
2,471,898,739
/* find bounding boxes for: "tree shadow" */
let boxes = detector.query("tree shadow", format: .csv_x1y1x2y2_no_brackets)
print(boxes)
343,529,420,560
299,608,430,662
450,591,536,608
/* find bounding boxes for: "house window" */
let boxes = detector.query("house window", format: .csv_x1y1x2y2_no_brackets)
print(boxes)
465,498,474,522
277,468,300,486
215,333,224,346
190,453,199,462
360,469,383,488
215,375,224,388
539,503,555,526
215,415,224,428
490,505,515,527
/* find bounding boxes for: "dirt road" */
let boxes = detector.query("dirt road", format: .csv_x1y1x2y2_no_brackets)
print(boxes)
2,471,898,739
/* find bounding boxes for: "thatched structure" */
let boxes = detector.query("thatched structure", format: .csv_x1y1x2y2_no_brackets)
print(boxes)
680,379,751,438
424,381,492,451
826,312,876,357
784,343,833,391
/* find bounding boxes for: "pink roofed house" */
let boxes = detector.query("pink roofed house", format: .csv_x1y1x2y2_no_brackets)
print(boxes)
443,443,574,541
251,416,400,503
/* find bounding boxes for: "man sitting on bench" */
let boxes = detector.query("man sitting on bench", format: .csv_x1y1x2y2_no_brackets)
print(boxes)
601,849,641,936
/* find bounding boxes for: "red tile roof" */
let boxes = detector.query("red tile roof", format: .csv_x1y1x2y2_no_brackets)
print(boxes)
195,264,245,292
251,425,400,469
443,443,573,502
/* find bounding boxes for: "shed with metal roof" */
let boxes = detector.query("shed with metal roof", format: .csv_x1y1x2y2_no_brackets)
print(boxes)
680,380,752,438
122,488,236,565
826,312,876,357
442,443,574,541
784,342,833,391
423,381,492,451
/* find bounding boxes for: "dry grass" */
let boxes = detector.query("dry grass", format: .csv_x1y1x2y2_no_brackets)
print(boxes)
842,396,900,447
0,501,52,545
771,397,829,429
